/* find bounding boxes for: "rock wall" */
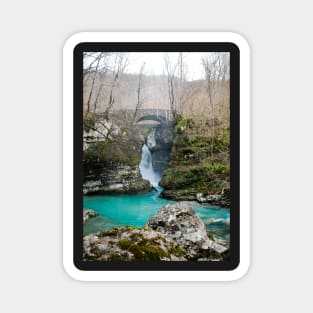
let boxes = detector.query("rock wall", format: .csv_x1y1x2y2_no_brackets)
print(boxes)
150,124,173,178
83,161,151,195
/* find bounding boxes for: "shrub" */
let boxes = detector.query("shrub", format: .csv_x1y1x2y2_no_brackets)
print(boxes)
211,163,229,175
175,116,195,134
84,141,141,166
83,112,96,133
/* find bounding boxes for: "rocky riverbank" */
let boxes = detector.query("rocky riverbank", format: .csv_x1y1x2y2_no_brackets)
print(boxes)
160,188,230,207
83,162,151,195
83,203,228,261
83,112,154,195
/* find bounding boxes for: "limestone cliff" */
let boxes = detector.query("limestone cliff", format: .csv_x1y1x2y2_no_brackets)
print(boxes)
83,162,151,195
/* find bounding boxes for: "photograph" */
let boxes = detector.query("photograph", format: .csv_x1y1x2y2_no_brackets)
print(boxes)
82,51,231,262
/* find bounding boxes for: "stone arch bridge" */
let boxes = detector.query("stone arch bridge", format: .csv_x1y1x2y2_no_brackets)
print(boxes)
134,108,172,125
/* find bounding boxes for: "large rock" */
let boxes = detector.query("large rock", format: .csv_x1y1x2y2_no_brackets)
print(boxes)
83,226,187,261
83,163,151,195
196,190,230,208
83,209,98,224
146,203,228,260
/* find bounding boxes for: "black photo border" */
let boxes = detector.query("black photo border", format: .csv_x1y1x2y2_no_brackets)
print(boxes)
73,42,240,271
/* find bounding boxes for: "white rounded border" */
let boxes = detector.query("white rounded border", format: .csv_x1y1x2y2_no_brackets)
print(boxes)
63,32,250,281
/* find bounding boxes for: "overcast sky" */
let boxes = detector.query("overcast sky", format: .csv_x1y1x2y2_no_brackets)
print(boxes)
84,52,229,81
125,52,211,80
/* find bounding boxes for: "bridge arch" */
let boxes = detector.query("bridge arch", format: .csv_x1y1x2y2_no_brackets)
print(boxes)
135,114,167,125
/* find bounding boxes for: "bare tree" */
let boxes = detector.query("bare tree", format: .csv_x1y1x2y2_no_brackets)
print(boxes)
83,52,105,80
202,53,229,158
105,53,130,115
84,53,130,142
164,53,199,121
83,52,113,113
93,58,111,112
164,54,178,120
133,62,145,123
177,53,201,117
85,53,103,112
177,53,185,112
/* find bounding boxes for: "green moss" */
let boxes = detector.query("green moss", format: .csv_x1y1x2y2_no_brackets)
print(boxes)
129,242,170,261
122,236,171,261
174,135,190,148
98,228,119,237
118,239,132,250
84,141,141,166
84,254,99,261
206,231,215,241
171,246,186,256
109,253,123,261
160,118,230,199
84,245,104,261
211,163,229,175
143,227,153,232
160,166,210,188
125,225,142,230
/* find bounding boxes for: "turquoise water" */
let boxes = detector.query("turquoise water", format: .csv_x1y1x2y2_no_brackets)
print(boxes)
84,190,230,246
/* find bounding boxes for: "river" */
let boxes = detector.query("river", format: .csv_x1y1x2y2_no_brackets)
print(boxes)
84,191,229,247
83,139,230,247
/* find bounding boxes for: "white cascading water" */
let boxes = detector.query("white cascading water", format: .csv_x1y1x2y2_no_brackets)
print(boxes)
147,130,156,150
139,144,160,188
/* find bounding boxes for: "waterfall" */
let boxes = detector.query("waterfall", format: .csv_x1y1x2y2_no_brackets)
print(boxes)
139,144,160,188
147,130,156,150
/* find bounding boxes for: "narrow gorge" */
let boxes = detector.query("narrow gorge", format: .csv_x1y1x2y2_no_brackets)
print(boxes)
83,119,230,259
82,51,231,262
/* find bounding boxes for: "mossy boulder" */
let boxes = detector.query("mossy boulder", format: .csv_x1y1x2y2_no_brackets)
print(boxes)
146,203,228,261
83,226,187,261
